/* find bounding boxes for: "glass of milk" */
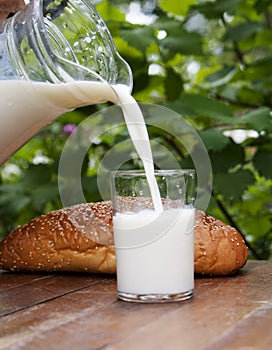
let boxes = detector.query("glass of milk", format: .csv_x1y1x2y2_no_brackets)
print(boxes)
111,169,196,303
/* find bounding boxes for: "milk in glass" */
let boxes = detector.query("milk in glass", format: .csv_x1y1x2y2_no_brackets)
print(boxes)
113,208,195,295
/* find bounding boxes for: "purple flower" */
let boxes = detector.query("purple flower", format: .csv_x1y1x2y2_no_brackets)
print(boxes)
63,124,76,134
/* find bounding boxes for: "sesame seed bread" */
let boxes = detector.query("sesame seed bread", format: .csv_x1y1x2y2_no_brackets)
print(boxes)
0,0,25,21
0,202,115,274
0,201,248,276
194,210,248,275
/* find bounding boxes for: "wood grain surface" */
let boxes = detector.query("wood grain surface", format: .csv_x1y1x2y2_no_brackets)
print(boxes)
0,260,271,350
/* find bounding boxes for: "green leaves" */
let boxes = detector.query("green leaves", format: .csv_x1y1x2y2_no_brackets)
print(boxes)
253,149,272,178
213,169,255,201
118,17,203,59
240,108,272,133
0,164,60,235
119,26,155,54
192,0,244,18
167,94,272,133
199,129,230,152
155,18,204,57
164,68,183,101
159,0,197,16
18,164,60,211
166,93,232,121
96,1,125,22
160,30,203,56
224,21,264,42
0,184,31,218
209,142,245,173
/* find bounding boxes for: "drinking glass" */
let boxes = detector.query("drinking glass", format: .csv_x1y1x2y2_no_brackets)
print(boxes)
111,169,196,303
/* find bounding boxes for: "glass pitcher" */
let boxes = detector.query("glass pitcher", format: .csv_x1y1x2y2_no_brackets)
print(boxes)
0,0,132,164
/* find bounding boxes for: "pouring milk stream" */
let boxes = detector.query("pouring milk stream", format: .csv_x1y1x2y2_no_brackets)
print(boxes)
0,0,163,212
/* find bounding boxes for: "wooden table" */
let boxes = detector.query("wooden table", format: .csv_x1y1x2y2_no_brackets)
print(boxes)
0,260,271,349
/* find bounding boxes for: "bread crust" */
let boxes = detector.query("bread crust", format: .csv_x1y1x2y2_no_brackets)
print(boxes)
0,0,26,21
0,202,248,276
194,211,248,275
0,202,115,274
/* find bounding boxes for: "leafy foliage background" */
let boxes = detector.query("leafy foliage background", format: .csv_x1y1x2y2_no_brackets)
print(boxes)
1,0,272,259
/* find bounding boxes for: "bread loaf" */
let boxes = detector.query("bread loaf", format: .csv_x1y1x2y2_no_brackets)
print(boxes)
0,0,25,21
0,201,248,276
194,210,248,275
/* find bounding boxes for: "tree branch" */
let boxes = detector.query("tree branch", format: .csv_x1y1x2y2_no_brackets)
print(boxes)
220,15,248,68
264,9,272,31
213,93,262,109
212,191,262,260
232,41,248,68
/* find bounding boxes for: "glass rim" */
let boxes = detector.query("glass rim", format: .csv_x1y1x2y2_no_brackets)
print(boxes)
110,169,196,177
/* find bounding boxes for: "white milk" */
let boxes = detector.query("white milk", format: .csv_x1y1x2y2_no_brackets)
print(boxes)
113,208,195,295
0,80,162,211
0,80,116,164
113,85,162,212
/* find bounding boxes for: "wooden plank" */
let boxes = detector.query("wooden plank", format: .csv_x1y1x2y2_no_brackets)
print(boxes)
100,262,272,350
0,261,271,350
0,278,118,348
0,273,110,316
0,271,52,291
203,303,272,350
